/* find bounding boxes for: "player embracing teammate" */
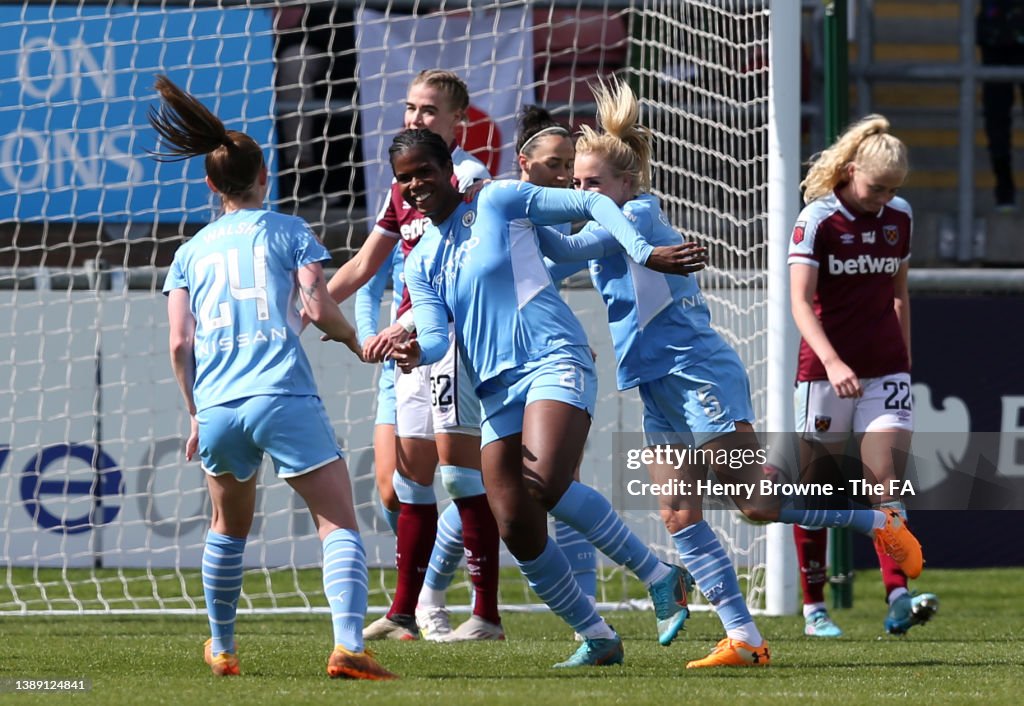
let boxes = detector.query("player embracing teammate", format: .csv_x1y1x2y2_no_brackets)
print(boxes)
545,79,928,664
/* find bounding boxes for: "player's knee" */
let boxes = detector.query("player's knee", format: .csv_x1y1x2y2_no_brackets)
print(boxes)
523,482,544,507
494,516,533,551
658,506,684,530
523,474,573,510
440,465,486,499
657,506,678,532
524,481,561,510
658,506,703,534
395,456,436,486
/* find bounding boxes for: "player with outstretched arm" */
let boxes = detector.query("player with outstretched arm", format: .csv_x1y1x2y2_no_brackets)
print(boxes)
555,80,928,664
325,70,503,643
389,128,701,668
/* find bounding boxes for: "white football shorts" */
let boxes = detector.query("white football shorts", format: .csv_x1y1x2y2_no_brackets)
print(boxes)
395,322,481,439
795,372,914,441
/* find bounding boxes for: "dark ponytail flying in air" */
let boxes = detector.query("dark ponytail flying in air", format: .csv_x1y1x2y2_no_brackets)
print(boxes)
147,75,264,198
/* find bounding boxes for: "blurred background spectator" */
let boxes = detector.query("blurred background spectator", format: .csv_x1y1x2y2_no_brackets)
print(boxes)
274,4,364,208
976,0,1024,212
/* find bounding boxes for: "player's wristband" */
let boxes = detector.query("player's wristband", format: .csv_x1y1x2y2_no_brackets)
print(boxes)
398,310,416,333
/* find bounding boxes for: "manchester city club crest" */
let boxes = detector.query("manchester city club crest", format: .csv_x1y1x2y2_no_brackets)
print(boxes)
462,210,476,227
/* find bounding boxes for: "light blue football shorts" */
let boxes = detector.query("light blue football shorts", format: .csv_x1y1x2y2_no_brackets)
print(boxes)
477,345,597,447
639,345,755,449
197,394,343,481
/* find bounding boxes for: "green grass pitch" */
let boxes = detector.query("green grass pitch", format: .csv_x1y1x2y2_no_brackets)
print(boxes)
1,567,1019,705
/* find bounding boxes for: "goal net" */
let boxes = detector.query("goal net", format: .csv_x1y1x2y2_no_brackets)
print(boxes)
0,0,770,615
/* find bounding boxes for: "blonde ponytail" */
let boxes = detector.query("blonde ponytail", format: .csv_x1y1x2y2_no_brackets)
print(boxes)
576,77,652,193
801,114,908,204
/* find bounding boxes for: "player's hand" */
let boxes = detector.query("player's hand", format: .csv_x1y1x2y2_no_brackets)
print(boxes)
363,323,413,362
825,359,862,398
362,333,388,363
391,340,422,374
184,416,199,462
322,321,365,361
645,242,708,275
462,179,492,202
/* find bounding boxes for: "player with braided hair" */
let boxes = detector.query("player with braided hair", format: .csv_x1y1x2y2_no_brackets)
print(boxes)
324,70,503,643
389,127,705,667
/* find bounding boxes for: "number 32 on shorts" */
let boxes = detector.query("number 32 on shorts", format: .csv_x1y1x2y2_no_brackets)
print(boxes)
430,374,453,407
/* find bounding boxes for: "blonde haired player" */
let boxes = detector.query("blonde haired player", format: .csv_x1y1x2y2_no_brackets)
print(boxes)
788,114,938,638
570,80,927,666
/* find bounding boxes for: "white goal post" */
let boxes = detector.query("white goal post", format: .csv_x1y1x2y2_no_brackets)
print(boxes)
0,0,798,616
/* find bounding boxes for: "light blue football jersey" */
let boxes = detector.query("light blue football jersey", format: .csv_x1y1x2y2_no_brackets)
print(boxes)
582,194,734,390
354,246,404,346
403,180,656,392
162,208,330,411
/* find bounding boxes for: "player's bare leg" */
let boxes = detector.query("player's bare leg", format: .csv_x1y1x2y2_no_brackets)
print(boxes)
859,428,938,635
373,422,399,531
482,405,622,668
